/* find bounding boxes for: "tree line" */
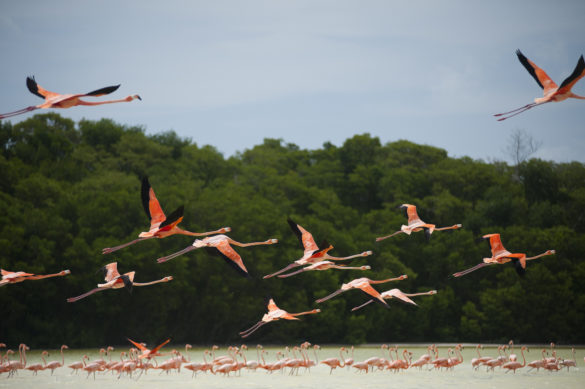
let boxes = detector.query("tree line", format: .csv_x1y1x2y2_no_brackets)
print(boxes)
0,113,583,348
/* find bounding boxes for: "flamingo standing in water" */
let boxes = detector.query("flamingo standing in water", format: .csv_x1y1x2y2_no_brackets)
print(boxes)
502,346,528,373
67,262,173,302
0,76,141,119
453,233,555,277
0,269,70,287
239,298,320,338
320,347,347,374
157,234,278,278
376,204,462,242
495,50,585,121
264,219,372,279
45,345,68,375
103,177,230,254
350,288,437,311
316,275,408,308
25,351,48,375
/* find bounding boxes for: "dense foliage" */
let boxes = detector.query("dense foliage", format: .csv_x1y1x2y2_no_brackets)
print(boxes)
1,113,584,348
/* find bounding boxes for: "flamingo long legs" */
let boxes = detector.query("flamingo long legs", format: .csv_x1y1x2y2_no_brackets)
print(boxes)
452,262,495,277
316,289,345,303
0,106,38,119
263,262,302,279
102,237,152,254
494,102,541,121
67,287,107,303
239,322,267,338
351,300,375,311
375,231,403,242
157,246,196,263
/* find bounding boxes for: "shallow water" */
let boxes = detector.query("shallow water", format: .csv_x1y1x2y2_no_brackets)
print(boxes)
2,345,582,389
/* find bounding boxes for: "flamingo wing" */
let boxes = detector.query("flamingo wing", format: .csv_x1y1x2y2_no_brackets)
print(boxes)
141,177,166,226
205,242,250,278
385,289,417,305
127,338,149,352
157,206,184,231
557,55,585,94
267,298,280,312
516,50,558,93
359,284,386,302
483,233,508,258
26,76,60,100
150,338,171,355
101,262,121,282
84,84,120,97
402,204,422,225
287,218,319,253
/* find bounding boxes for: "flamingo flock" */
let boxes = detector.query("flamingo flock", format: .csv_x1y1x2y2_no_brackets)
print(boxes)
1,48,578,375
0,342,578,379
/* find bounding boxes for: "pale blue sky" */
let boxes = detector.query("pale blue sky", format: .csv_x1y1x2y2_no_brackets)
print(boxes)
1,1,584,162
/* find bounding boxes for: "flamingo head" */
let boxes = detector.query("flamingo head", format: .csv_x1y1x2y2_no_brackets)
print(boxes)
163,276,173,282
270,239,278,244
363,251,373,256
221,227,231,233
360,266,371,270
429,290,438,295
126,95,141,101
61,270,71,275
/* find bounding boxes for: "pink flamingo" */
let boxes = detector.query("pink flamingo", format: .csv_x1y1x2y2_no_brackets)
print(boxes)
67,262,173,302
320,347,347,374
316,275,408,308
453,233,555,277
157,234,278,278
376,204,462,242
239,298,320,338
0,76,141,119
67,355,88,375
1,269,70,287
25,351,48,375
103,177,230,254
502,346,528,373
495,50,585,121
127,338,171,360
351,288,436,311
559,347,577,371
45,345,68,374
264,219,372,279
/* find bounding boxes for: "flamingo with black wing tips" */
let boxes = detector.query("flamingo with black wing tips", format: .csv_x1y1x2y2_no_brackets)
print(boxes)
0,76,141,119
66,262,173,302
495,50,585,121
316,275,408,308
452,233,555,277
0,268,70,287
376,204,462,242
351,288,437,311
264,218,372,279
239,298,321,338
103,177,230,254
157,234,278,278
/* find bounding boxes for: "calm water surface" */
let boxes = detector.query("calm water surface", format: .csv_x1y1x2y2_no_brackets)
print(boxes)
2,345,582,389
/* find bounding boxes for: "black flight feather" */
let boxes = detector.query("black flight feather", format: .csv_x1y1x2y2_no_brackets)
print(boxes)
516,50,544,89
26,76,44,99
287,218,305,248
511,258,526,276
121,274,133,293
559,55,585,90
158,205,184,229
141,177,152,221
86,84,120,96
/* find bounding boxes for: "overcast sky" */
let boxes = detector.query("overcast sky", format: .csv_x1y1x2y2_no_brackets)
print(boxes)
1,1,584,162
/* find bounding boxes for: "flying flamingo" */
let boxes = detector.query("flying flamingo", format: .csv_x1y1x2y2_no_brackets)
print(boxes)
502,346,528,373
0,76,141,119
127,338,171,360
351,288,437,311
495,50,585,121
376,204,462,242
453,233,555,277
263,219,372,279
45,345,68,374
239,298,321,338
66,262,173,302
156,234,278,278
316,275,408,308
277,261,371,278
0,269,70,287
103,177,230,254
